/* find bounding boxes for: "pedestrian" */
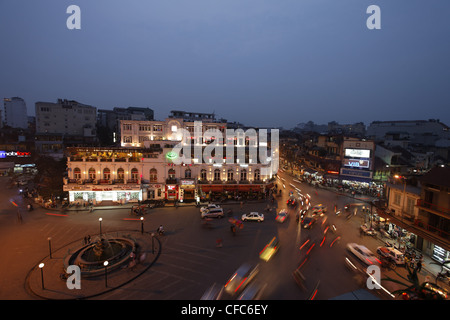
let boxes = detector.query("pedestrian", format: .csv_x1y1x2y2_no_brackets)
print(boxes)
416,260,422,273
87,235,91,243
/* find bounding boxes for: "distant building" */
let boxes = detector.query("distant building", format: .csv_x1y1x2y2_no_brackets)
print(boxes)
35,99,97,158
366,119,450,147
327,121,366,137
36,99,96,136
97,106,154,146
3,97,28,129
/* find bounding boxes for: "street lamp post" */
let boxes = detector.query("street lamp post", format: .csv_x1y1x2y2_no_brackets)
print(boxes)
103,261,109,287
140,217,144,234
48,237,52,259
39,263,45,290
99,217,102,235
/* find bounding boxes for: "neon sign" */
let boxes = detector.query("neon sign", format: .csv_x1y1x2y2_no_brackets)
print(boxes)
165,151,178,161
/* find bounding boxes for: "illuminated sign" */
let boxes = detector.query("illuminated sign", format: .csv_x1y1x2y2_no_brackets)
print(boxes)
343,159,370,169
344,149,370,158
0,151,31,158
165,151,178,161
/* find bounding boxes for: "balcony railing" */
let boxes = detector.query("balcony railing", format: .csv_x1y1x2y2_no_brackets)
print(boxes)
416,199,450,215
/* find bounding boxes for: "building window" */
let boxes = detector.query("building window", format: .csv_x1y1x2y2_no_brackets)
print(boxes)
240,169,247,181
103,168,110,180
74,167,81,180
150,168,157,182
123,136,132,143
131,168,139,181
254,169,260,181
393,192,401,206
214,169,221,181
168,168,176,180
185,168,191,178
200,169,207,180
227,169,234,181
406,197,415,215
117,168,124,181
88,168,96,180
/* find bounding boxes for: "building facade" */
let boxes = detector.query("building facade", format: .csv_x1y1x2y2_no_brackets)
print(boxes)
3,97,28,129
63,116,278,205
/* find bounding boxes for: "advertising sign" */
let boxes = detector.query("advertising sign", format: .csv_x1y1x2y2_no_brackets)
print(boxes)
343,159,370,168
344,148,370,158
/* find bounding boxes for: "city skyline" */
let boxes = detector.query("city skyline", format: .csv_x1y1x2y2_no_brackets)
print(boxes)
1,1,449,128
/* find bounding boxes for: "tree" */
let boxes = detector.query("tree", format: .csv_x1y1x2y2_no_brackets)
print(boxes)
382,263,445,300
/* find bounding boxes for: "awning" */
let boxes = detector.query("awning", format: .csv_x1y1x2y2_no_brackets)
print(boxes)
201,185,224,193
238,185,262,192
340,175,372,183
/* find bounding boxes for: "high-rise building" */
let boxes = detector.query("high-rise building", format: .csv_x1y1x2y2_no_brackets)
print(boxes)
35,99,96,136
3,97,28,129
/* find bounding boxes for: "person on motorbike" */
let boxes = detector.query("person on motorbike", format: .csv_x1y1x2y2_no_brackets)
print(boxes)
157,225,164,235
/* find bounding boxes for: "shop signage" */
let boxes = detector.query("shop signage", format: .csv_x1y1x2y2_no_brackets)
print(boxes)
0,151,31,158
343,159,370,168
341,168,372,178
344,148,370,158
180,179,195,185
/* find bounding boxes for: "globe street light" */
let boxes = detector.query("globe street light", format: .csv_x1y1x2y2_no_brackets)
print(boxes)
103,260,109,287
140,216,144,234
39,263,45,290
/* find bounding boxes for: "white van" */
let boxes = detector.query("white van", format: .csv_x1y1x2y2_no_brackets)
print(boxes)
377,246,405,265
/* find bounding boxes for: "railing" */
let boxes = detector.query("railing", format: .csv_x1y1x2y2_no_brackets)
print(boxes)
414,219,450,241
416,199,450,215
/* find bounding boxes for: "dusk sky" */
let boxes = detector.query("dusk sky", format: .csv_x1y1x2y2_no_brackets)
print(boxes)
1,1,449,129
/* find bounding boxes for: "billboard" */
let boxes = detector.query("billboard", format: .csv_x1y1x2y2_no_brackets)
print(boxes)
343,158,370,169
344,148,370,158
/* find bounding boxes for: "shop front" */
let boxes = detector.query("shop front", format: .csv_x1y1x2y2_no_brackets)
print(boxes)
65,188,142,204
180,179,196,202
165,184,179,201
144,184,164,201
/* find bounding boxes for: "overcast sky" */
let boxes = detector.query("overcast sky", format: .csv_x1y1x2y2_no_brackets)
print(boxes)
1,0,449,129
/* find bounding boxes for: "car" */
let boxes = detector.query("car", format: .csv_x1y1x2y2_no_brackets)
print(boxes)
301,215,318,229
224,263,259,297
424,282,448,299
200,203,221,214
376,246,405,265
347,243,381,266
312,204,327,216
287,198,298,207
201,208,224,219
242,212,264,222
259,237,279,262
275,209,289,223
200,283,223,300
237,281,266,300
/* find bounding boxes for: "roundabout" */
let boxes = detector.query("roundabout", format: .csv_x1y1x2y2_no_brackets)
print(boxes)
25,230,161,300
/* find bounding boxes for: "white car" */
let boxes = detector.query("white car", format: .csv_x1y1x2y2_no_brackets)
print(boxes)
200,204,221,214
346,243,380,266
201,208,224,218
242,212,264,222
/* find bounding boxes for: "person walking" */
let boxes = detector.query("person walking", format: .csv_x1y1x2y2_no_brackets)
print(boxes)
416,260,422,273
